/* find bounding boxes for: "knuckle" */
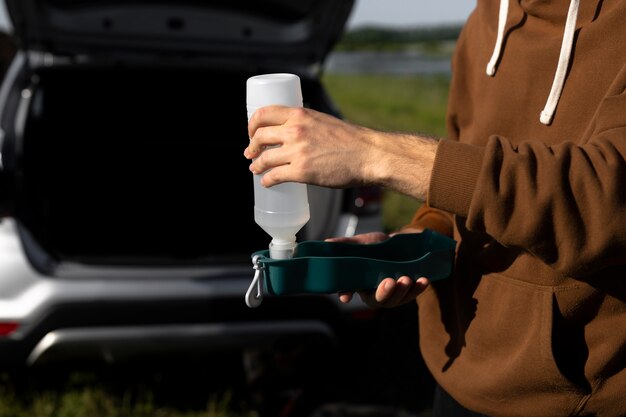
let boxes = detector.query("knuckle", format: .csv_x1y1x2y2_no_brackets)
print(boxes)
266,169,279,184
254,107,266,120
298,158,312,173
290,124,306,138
292,107,308,120
253,153,265,171
248,112,260,134
258,149,270,165
254,126,266,141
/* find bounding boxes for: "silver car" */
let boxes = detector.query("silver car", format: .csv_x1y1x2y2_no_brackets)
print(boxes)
0,0,391,372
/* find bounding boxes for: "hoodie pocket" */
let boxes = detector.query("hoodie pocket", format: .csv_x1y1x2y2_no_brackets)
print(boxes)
419,273,590,415
477,275,589,393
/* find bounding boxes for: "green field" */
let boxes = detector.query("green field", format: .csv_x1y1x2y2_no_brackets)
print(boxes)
321,73,451,232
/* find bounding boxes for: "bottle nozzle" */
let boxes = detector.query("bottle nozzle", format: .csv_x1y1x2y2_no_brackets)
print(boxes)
269,238,297,259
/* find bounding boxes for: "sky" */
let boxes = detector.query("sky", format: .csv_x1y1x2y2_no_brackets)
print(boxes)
0,1,477,34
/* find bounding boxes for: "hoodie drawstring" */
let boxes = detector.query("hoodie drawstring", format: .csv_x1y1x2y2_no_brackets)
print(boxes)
486,0,510,77
486,0,581,125
539,0,580,125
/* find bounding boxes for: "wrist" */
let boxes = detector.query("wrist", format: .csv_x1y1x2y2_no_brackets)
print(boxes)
370,132,439,201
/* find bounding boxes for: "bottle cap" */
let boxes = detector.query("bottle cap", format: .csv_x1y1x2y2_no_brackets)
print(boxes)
269,238,297,260
246,73,303,119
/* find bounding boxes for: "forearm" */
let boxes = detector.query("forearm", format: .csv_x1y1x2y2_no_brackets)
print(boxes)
247,106,441,194
367,131,440,202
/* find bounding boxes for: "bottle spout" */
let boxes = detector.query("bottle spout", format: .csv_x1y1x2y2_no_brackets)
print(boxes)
269,238,297,259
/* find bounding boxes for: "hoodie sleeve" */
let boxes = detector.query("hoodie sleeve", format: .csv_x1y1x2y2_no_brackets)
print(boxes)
428,93,626,278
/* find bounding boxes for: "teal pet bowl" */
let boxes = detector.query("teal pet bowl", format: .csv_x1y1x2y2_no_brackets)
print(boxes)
250,229,456,298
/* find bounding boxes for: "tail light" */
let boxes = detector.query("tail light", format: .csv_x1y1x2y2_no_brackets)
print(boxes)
345,186,382,216
0,322,19,337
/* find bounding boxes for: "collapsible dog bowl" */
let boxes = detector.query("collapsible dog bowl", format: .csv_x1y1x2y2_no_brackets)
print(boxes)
245,229,456,307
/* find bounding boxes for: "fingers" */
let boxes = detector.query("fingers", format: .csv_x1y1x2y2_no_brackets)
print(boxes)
256,165,291,188
246,106,310,159
380,277,413,306
243,127,279,159
248,143,291,176
358,276,429,308
389,226,424,237
247,105,292,139
326,232,389,244
339,292,353,304
244,106,309,184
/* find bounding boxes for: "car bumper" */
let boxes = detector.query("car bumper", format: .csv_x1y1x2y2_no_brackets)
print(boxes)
0,219,367,367
26,320,336,366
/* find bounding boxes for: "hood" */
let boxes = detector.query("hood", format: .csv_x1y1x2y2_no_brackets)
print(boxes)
5,0,354,67
485,0,589,125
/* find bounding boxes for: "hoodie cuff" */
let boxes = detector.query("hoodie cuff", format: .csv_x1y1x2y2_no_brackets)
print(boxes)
428,139,484,218
403,204,454,237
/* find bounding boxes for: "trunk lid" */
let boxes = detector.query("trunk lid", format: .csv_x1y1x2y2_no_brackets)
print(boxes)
5,0,354,68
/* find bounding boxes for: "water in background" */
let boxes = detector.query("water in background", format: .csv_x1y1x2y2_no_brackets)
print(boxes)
325,50,451,75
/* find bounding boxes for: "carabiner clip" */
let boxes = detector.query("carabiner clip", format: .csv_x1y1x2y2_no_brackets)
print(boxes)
245,255,264,308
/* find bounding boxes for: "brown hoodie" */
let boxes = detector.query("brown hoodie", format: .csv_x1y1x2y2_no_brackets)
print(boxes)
408,0,626,415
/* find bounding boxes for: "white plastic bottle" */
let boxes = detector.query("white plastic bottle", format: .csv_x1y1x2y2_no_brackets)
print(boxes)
246,73,310,259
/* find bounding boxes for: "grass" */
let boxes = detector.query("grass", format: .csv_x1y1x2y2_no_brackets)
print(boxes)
0,386,233,417
0,364,258,417
321,73,451,232
0,388,243,417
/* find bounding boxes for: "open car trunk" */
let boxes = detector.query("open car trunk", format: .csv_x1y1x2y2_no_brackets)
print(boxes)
2,0,355,267
16,64,342,266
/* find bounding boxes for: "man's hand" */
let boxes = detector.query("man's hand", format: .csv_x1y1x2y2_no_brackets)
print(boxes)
327,228,430,308
246,106,377,189
245,105,439,202
344,276,430,308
